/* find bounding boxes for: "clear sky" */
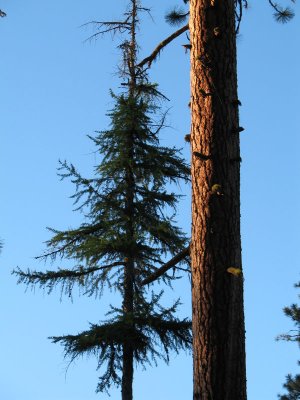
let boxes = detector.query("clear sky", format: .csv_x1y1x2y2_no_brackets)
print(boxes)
0,1,299,399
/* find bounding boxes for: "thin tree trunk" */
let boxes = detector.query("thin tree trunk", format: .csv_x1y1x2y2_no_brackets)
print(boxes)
122,129,135,400
189,1,247,399
122,257,134,400
122,3,137,399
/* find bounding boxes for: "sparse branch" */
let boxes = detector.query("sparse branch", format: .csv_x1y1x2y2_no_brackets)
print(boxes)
35,237,79,260
137,24,189,68
82,20,131,42
13,261,124,285
235,1,249,33
141,245,190,286
35,223,105,261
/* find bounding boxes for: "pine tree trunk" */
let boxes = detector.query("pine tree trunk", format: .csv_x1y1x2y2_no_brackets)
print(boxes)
122,345,133,400
122,258,134,400
122,170,135,400
189,1,247,399
122,125,135,400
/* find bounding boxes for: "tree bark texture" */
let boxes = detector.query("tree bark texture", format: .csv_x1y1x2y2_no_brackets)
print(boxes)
189,1,247,399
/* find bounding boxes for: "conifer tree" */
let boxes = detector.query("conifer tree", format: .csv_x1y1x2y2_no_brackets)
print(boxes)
138,0,296,398
278,283,300,400
13,1,192,399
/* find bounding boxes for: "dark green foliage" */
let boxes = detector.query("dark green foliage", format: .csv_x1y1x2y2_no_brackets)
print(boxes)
279,375,300,400
165,1,296,32
14,87,191,391
278,283,300,399
13,2,191,394
165,6,189,26
51,294,191,393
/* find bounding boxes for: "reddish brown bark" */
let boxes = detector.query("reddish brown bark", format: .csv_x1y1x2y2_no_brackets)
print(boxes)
189,1,247,399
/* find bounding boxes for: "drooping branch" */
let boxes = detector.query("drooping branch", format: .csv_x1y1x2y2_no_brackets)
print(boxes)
137,24,189,68
13,261,125,286
267,0,295,22
141,245,190,286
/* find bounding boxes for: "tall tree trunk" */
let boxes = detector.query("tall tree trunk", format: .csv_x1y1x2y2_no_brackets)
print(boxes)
122,129,135,400
121,3,138,399
189,1,247,399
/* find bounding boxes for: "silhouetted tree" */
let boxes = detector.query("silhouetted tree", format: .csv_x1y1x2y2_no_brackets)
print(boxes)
13,2,192,399
278,283,300,400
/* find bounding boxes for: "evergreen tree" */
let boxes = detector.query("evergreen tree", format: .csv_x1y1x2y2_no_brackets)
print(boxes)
278,283,300,400
138,0,296,398
13,1,192,399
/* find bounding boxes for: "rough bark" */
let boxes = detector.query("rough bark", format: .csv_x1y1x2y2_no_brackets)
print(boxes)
189,1,247,399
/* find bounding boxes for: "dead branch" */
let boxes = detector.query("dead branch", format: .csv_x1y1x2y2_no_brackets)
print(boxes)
141,245,190,286
137,24,189,68
81,20,131,42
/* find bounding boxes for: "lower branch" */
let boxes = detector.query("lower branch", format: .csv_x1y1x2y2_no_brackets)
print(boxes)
141,245,190,286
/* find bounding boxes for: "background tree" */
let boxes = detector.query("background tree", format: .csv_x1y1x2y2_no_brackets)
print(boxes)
278,283,300,400
13,1,192,399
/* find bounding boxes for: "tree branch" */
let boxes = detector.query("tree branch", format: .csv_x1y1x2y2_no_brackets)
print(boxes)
13,261,124,284
81,20,131,42
137,24,189,68
141,245,190,286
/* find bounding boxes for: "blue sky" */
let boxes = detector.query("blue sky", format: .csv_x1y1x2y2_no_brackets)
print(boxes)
0,1,299,399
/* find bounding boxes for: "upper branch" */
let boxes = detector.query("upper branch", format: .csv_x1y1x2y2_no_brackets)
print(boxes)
137,24,189,68
82,20,131,42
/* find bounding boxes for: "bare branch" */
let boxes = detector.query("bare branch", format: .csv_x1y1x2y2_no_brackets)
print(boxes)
137,24,189,69
141,245,190,286
81,20,131,42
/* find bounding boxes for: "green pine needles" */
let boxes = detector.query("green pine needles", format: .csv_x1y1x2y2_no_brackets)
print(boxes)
13,1,191,397
278,282,300,400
